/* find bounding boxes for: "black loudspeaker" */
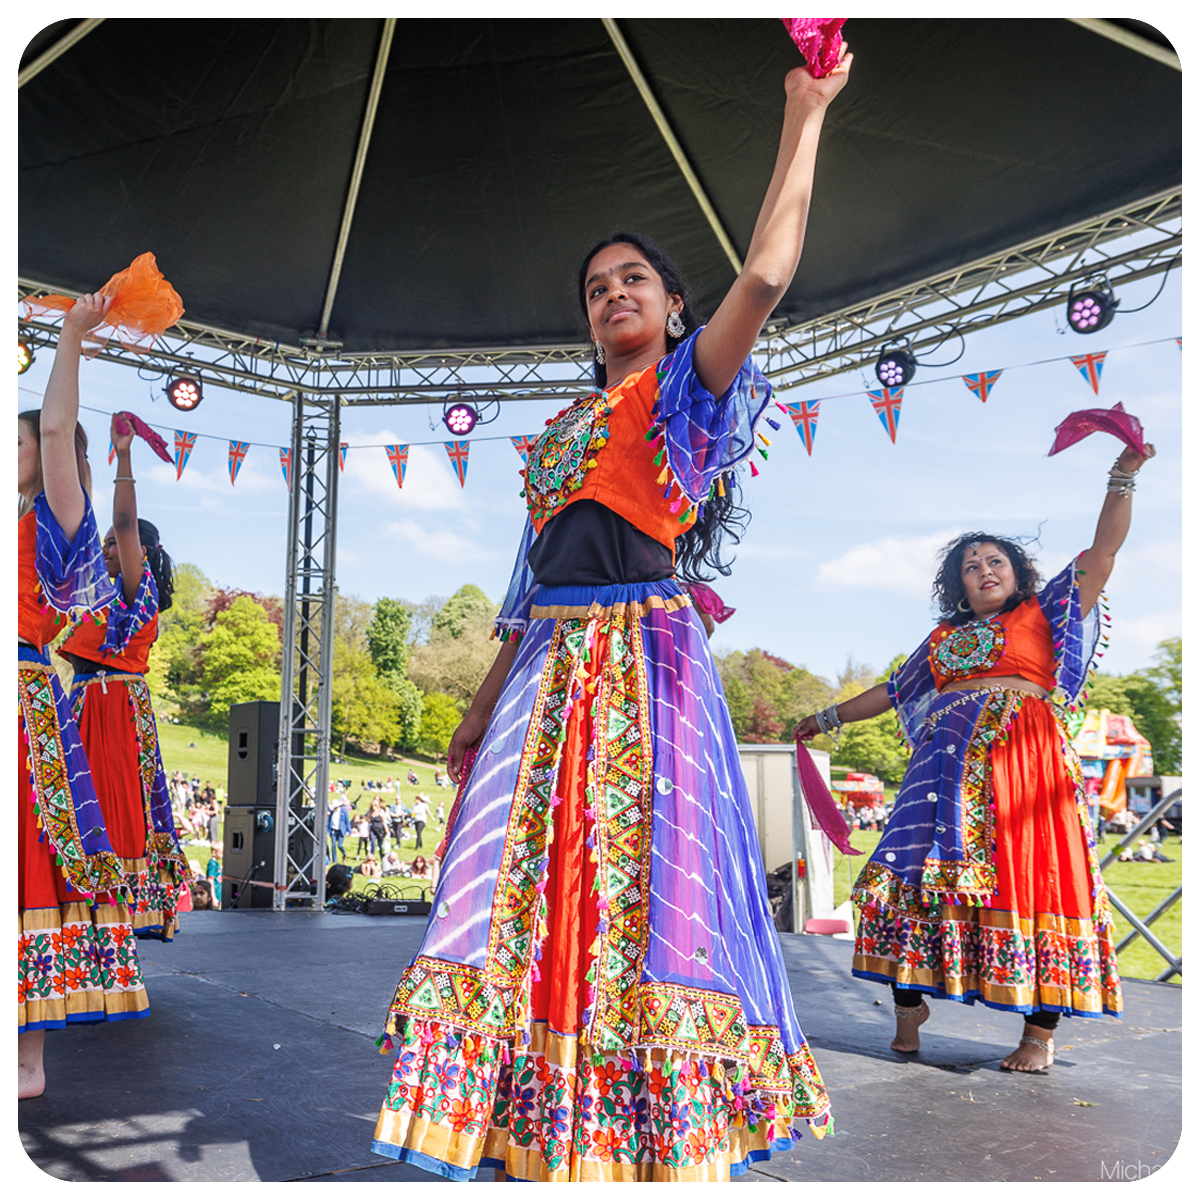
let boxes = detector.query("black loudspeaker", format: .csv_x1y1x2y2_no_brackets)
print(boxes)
227,700,280,808
222,804,320,910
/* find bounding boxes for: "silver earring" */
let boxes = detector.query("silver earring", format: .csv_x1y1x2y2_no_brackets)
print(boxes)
957,598,973,614
667,311,685,339
594,342,606,364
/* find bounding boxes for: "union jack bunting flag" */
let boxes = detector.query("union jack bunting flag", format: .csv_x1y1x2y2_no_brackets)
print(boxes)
444,440,470,487
867,387,904,444
108,440,117,465
1070,351,1108,395
339,443,349,471
510,434,539,463
173,430,197,480
279,447,292,488
385,444,409,489
785,400,821,456
228,440,250,485
963,370,1003,403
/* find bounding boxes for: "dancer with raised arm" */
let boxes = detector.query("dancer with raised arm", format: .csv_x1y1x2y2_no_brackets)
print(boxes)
18,296,149,1098
372,48,853,1181
59,413,188,942
797,441,1154,1072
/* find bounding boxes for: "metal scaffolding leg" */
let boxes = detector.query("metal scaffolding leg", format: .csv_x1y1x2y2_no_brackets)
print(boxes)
273,393,340,909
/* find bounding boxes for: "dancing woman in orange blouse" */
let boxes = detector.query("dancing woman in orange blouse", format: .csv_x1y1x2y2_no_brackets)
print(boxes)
797,441,1154,1073
59,413,188,941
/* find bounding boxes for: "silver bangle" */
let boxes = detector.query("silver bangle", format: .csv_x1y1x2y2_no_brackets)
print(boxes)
813,704,844,737
113,476,136,483
1106,475,1135,495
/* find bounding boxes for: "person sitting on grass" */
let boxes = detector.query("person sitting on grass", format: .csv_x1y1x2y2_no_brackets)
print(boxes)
357,855,381,879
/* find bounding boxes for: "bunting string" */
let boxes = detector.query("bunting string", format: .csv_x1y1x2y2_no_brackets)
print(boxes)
20,335,1175,485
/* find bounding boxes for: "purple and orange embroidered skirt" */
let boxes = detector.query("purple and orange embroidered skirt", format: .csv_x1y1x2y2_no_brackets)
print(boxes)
853,690,1122,1017
18,653,150,1032
71,673,186,941
372,580,831,1181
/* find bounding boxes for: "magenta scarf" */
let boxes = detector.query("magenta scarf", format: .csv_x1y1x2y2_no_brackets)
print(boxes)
793,738,861,856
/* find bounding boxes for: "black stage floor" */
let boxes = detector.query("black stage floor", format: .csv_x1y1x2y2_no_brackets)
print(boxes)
17,910,1182,1184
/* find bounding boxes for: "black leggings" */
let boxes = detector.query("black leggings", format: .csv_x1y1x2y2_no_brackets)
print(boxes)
891,986,1059,1031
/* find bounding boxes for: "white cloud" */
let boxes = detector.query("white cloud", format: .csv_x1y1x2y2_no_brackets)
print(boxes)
815,530,960,595
379,519,499,565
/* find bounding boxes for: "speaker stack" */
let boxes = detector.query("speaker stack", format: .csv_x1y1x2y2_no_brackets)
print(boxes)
222,700,280,909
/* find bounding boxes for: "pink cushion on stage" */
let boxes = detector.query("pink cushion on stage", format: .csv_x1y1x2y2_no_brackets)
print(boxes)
805,917,852,935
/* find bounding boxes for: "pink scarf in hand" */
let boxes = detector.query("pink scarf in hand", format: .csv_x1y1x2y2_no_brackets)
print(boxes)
780,18,846,77
793,737,861,856
1048,401,1147,458
112,410,173,463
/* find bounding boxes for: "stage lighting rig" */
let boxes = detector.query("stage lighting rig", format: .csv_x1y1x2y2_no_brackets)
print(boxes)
18,338,34,375
875,342,917,388
166,375,203,411
1066,277,1119,334
441,393,499,436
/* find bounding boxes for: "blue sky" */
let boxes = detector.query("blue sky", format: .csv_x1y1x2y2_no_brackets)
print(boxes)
17,266,1181,686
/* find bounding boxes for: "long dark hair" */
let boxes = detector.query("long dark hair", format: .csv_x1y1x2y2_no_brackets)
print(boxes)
138,518,175,612
932,532,1042,625
18,408,92,516
576,232,748,582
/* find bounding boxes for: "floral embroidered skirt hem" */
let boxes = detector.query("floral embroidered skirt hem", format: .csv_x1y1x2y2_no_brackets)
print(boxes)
18,666,150,1033
72,678,185,942
851,698,1122,1018
371,581,830,1180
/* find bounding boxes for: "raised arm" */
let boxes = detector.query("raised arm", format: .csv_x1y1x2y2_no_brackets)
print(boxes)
692,52,852,398
795,682,892,742
40,293,112,539
1075,443,1156,614
109,413,143,605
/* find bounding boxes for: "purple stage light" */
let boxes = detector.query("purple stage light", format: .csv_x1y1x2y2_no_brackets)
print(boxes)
443,402,478,436
1066,279,1118,334
874,344,917,388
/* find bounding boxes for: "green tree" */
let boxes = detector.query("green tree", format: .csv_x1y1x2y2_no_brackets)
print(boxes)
418,692,463,758
830,654,911,785
367,597,415,688
431,584,496,640
391,677,425,751
199,595,282,727
330,638,401,758
146,562,211,694
715,648,833,742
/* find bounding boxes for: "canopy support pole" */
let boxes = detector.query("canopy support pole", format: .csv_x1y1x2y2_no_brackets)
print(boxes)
602,18,743,275
274,393,341,909
1069,19,1181,71
317,18,397,340
18,19,106,88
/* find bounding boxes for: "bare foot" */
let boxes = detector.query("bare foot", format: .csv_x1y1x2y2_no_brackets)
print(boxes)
18,1030,45,1099
1000,1025,1054,1073
891,999,929,1052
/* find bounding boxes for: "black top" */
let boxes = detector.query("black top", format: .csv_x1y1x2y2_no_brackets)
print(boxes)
527,500,674,587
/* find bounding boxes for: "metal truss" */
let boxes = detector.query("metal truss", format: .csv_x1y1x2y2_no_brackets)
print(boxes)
759,186,1182,391
1098,788,1183,982
273,394,340,909
17,187,1181,407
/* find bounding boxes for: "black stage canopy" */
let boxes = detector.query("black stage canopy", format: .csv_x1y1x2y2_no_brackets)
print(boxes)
19,18,1181,357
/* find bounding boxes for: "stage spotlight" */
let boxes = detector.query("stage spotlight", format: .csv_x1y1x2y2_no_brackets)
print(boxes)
165,375,203,411
443,400,479,436
1066,278,1118,334
875,343,917,388
18,338,34,375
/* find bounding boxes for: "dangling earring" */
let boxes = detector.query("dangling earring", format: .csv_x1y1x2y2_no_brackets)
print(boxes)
667,311,685,339
594,341,606,365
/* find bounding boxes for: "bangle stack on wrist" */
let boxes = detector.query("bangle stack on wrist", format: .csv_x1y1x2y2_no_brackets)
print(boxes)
813,703,844,748
1106,458,1138,497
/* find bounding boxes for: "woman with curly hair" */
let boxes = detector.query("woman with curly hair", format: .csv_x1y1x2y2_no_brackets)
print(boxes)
797,440,1155,1073
372,49,853,1182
